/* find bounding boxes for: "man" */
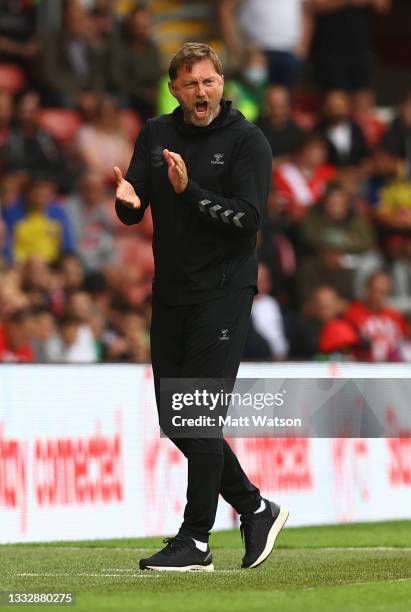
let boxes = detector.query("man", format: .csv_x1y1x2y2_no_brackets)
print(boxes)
311,0,390,92
219,0,313,89
344,271,405,362
256,85,302,161
114,43,288,572
108,5,162,119
4,175,75,264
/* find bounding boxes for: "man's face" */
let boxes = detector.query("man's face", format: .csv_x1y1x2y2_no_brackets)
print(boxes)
168,58,224,127
27,181,54,211
324,189,349,221
266,86,290,124
366,274,391,311
18,92,39,126
312,287,340,322
129,9,150,40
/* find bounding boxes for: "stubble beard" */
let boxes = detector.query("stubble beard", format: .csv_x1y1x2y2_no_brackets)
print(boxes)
184,99,221,127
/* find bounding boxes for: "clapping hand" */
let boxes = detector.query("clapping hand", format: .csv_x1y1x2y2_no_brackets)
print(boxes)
114,166,141,210
163,149,188,194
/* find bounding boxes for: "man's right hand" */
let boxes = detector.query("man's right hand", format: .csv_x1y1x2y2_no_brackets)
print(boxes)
114,166,141,210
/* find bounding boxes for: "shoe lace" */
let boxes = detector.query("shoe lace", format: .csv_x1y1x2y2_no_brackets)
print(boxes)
161,536,189,555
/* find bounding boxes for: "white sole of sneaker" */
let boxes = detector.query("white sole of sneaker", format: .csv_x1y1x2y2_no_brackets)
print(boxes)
248,505,289,569
143,563,214,572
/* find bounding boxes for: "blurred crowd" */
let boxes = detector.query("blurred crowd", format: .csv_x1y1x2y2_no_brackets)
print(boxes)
2,0,411,364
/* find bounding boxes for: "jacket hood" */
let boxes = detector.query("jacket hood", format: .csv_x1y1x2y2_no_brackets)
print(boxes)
171,99,244,136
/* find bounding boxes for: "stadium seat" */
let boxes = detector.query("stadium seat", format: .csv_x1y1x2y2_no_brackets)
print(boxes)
0,64,26,94
119,110,143,142
37,108,82,143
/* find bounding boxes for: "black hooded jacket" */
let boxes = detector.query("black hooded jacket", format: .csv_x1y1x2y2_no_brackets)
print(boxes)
115,99,272,305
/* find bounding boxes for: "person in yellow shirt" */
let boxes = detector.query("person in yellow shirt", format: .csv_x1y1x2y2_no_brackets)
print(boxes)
5,176,76,264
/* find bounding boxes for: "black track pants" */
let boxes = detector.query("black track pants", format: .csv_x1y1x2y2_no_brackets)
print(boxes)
150,287,262,542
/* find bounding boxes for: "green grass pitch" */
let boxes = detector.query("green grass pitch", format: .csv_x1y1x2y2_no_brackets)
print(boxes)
1,521,410,611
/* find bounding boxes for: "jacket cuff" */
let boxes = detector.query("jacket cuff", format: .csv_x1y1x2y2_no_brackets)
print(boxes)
178,178,202,204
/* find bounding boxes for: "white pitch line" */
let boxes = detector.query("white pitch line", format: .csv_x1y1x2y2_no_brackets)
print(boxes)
14,569,244,578
12,571,411,580
8,547,153,552
15,573,159,578
8,546,411,552
303,577,411,591
101,568,136,572
306,547,411,552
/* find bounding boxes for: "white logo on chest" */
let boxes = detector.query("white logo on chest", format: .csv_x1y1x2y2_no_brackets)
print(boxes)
211,153,224,165
219,328,230,341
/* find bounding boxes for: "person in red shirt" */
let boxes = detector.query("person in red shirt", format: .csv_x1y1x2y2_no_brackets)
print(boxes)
273,131,335,221
344,271,405,362
0,309,34,363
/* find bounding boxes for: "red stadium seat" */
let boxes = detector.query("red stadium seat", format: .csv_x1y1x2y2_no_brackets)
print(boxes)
0,64,26,94
119,110,143,141
37,108,82,143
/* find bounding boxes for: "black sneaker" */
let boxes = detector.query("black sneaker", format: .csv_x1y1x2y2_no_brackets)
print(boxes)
139,535,214,572
240,499,289,569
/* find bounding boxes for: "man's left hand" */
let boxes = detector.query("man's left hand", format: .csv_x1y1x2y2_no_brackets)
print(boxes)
163,149,188,194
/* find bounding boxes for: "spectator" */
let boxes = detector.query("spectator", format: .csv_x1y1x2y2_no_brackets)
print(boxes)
367,149,411,230
302,181,376,254
344,270,405,361
288,285,346,359
273,131,335,220
364,148,398,208
39,1,105,106
0,91,14,169
351,88,386,149
0,308,34,363
316,317,360,360
0,0,39,72
109,5,162,119
55,312,97,363
387,236,411,314
0,271,29,319
317,90,368,168
21,256,54,309
220,0,313,89
31,306,61,362
223,47,268,122
83,271,111,317
256,85,302,162
59,252,85,293
3,176,75,264
258,193,298,307
0,218,7,271
2,91,68,191
120,309,150,363
87,303,107,360
295,228,355,304
75,95,133,184
102,304,149,363
66,171,117,271
244,262,288,360
382,92,411,163
311,0,391,92
398,314,411,362
65,289,93,320
0,172,27,213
